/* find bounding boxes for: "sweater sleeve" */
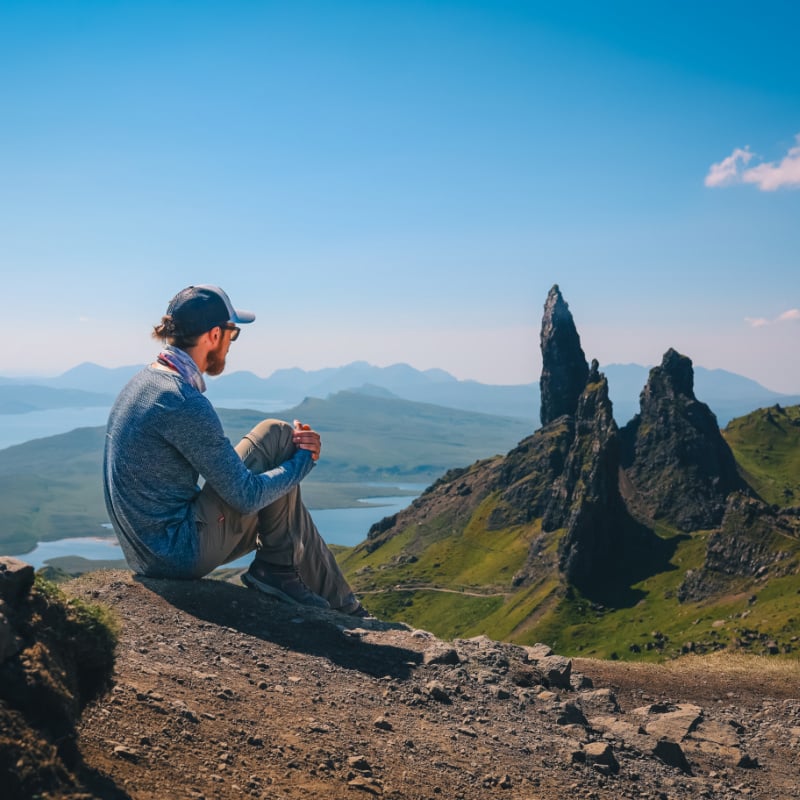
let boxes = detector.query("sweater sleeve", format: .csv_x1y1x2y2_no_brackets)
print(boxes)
161,392,314,515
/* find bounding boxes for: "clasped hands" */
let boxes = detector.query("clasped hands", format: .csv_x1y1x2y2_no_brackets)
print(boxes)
292,419,321,461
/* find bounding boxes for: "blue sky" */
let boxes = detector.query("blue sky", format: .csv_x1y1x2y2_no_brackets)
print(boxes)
2,1,798,392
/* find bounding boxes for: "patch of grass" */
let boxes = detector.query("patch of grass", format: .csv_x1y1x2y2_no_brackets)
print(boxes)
365,589,505,639
32,574,119,702
723,404,800,506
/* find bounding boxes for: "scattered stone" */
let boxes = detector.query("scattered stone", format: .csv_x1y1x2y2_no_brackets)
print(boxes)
578,688,620,715
524,643,554,660
653,739,693,775
538,655,573,689
113,745,141,763
423,644,461,665
641,703,703,742
347,755,372,774
0,557,35,601
555,702,588,727
426,680,451,704
347,776,384,795
583,741,620,774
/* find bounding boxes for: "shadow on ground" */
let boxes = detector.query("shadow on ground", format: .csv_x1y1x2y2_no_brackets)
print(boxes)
136,575,422,680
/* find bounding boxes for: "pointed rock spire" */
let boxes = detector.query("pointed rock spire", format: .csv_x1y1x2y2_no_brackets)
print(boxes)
620,349,747,531
543,362,624,586
539,285,589,426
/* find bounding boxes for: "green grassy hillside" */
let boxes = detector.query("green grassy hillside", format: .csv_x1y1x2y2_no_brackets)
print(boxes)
722,404,800,506
342,500,800,661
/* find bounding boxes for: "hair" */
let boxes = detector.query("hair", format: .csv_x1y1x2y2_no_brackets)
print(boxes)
152,315,201,350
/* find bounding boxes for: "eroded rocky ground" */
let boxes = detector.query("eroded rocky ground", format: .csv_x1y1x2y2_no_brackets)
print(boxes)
54,570,800,800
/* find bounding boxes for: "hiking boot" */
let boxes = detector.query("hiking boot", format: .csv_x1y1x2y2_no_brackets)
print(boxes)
336,594,375,619
347,602,375,620
241,562,330,609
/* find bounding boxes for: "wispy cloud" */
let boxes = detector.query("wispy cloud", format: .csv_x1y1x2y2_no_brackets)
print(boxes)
705,134,800,191
704,147,753,187
745,309,800,328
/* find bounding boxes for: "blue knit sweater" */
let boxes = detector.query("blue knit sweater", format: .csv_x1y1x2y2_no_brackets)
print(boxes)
103,365,314,577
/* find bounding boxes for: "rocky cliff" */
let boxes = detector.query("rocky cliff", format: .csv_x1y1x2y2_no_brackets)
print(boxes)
620,349,749,532
539,284,589,426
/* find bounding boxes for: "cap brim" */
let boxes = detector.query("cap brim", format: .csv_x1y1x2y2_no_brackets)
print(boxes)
231,309,255,324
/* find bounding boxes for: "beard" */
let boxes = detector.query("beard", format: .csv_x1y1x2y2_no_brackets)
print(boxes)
205,338,228,376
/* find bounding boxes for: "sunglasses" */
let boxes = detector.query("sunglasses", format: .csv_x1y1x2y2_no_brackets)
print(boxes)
221,324,241,341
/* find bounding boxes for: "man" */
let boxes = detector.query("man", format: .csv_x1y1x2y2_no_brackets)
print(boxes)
103,284,367,616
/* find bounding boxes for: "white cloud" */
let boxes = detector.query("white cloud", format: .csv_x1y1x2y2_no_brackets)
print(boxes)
707,134,800,191
742,135,800,190
745,309,799,328
704,147,752,187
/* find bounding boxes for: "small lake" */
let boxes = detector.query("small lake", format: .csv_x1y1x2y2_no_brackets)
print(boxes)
0,406,112,450
15,492,420,569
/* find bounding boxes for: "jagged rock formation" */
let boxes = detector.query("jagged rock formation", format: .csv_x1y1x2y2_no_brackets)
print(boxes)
620,348,748,532
539,285,588,426
543,360,626,585
343,287,798,643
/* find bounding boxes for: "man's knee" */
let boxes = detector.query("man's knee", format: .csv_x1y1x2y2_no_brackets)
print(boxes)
238,418,295,468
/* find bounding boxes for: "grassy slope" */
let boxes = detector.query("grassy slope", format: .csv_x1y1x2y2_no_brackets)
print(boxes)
722,404,800,506
340,405,800,661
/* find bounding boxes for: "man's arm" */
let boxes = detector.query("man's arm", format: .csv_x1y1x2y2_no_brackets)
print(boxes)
163,395,315,515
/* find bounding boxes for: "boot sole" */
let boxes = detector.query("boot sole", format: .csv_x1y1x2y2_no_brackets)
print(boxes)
241,571,330,609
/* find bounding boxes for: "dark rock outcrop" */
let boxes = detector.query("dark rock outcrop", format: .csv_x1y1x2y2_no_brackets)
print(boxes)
620,349,748,531
489,358,627,588
0,557,118,800
539,285,588,426
678,493,799,602
544,361,625,586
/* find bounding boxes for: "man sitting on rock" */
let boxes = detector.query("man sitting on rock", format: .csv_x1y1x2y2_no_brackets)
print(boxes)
103,284,368,617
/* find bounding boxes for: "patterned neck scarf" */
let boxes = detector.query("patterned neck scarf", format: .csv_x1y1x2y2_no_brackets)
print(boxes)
156,345,206,393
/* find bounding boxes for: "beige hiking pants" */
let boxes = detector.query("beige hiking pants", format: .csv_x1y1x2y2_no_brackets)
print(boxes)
192,419,356,610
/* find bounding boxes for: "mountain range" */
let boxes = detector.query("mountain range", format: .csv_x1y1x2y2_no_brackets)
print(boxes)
2,359,798,426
